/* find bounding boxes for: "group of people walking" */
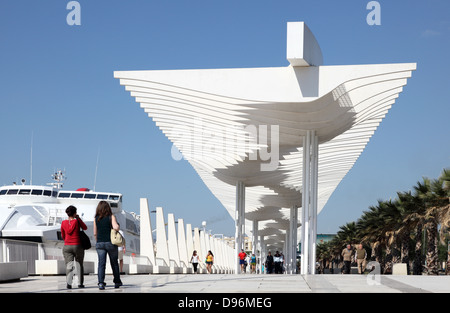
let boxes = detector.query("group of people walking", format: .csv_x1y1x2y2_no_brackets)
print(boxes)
238,249,257,273
61,201,125,290
190,250,214,274
61,202,366,288
265,251,285,274
341,243,367,274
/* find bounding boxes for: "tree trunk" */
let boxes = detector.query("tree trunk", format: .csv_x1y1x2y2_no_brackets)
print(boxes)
384,244,392,274
425,219,439,275
413,224,423,275
446,238,450,275
400,232,410,274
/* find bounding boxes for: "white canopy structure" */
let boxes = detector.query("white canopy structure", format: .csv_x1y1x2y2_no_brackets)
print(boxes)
115,22,416,274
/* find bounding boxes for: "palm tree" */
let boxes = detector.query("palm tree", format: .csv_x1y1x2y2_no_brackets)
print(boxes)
328,222,358,271
435,168,450,274
316,241,333,273
414,175,449,275
414,177,438,274
377,199,403,274
357,205,384,265
317,167,450,275
397,190,424,275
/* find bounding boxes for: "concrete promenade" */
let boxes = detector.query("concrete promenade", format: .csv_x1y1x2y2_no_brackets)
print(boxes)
1,273,450,293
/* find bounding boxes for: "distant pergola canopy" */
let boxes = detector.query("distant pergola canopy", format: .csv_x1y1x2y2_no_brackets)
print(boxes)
115,22,416,274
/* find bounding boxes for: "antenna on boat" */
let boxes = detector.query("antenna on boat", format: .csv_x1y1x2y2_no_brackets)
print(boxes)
93,148,100,192
48,169,66,190
30,131,33,185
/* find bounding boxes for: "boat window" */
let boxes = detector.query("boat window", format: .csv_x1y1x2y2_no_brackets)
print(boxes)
71,193,84,199
31,189,43,196
109,195,120,201
58,192,70,198
97,194,108,200
84,193,96,199
43,190,51,196
126,218,138,233
7,189,18,195
0,190,7,195
18,189,31,195
52,191,58,197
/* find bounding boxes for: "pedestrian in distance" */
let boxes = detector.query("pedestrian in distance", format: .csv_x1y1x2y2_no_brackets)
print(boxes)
244,254,250,273
355,243,367,274
250,253,257,274
61,205,87,289
274,251,282,274
93,200,123,290
265,251,274,274
190,250,200,274
238,249,246,274
341,244,354,274
206,250,214,274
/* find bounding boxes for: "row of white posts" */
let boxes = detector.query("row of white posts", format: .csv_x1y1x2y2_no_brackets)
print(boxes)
139,198,235,274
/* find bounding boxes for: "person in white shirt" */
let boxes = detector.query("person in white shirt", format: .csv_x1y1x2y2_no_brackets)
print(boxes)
190,250,199,274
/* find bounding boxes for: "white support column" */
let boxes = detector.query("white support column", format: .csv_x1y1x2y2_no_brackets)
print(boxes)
301,131,310,274
186,223,194,264
193,227,202,260
140,198,156,266
292,205,298,274
235,181,245,274
289,205,298,274
200,230,207,263
252,220,258,255
309,133,319,275
260,235,265,274
156,207,170,267
167,213,180,267
284,232,289,274
301,130,319,275
177,218,189,268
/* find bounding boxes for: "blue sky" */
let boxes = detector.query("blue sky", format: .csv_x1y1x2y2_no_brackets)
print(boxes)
0,0,449,236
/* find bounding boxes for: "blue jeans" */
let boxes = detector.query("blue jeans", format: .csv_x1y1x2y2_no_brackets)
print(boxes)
96,242,122,285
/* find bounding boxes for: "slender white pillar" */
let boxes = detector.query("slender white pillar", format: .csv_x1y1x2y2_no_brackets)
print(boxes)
156,207,170,266
301,131,310,274
186,223,194,265
301,130,319,275
235,181,245,274
260,235,265,274
139,198,156,265
289,205,298,274
193,227,202,259
167,213,180,267
309,133,319,275
177,218,189,268
292,205,298,274
200,230,207,263
252,220,258,255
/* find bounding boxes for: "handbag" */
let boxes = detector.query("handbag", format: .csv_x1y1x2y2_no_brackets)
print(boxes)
79,229,91,250
111,229,124,246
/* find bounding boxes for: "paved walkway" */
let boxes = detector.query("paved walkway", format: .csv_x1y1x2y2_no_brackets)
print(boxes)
1,273,450,293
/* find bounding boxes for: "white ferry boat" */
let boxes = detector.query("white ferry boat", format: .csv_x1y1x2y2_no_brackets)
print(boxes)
0,170,140,272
